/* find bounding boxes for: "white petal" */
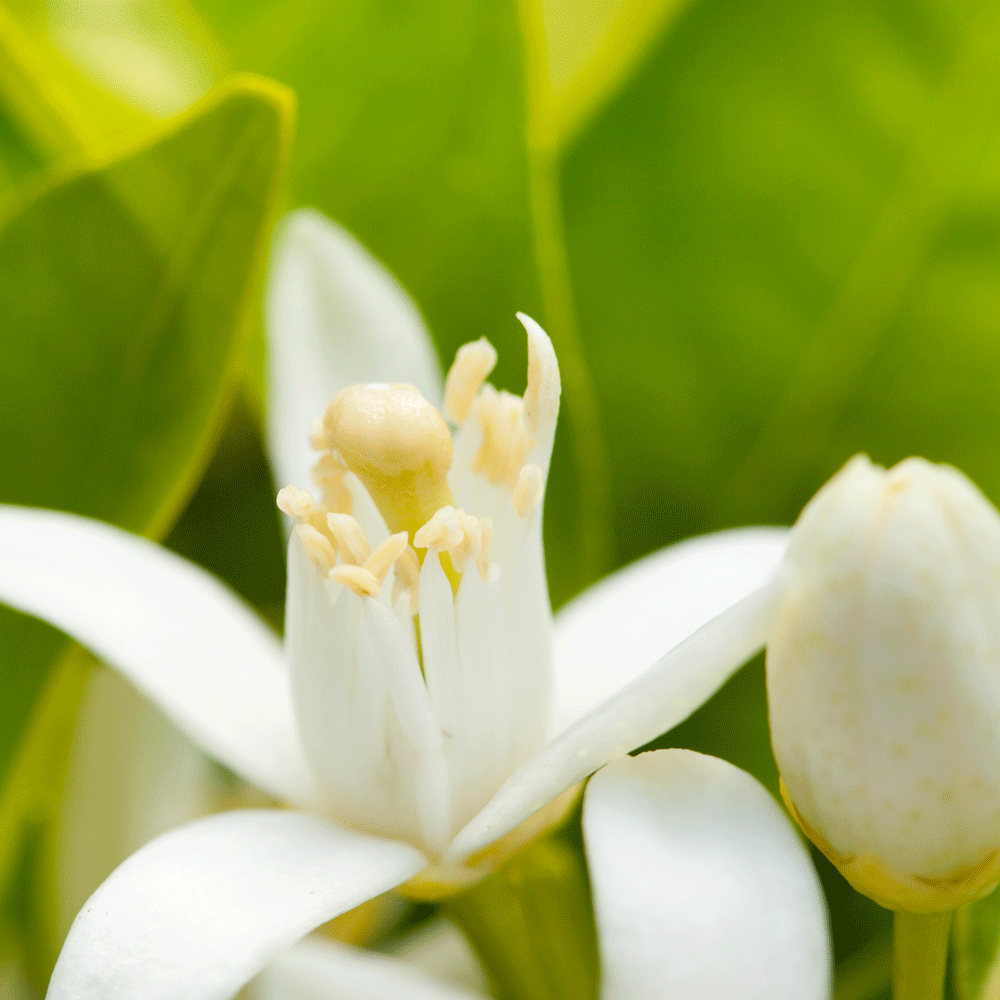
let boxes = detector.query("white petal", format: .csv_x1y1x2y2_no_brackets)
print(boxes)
445,583,780,861
48,810,427,1000
57,668,222,941
0,506,314,805
584,750,831,1000
553,528,789,734
266,209,443,495
255,936,484,1000
362,598,452,854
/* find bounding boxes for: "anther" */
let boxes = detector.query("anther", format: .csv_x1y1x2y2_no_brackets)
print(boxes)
519,313,561,435
414,506,465,551
448,512,482,573
391,545,421,613
312,453,353,515
477,518,494,581
308,417,327,451
473,386,535,488
330,564,382,598
327,513,372,566
277,485,316,519
324,383,456,544
295,523,337,575
364,532,409,584
444,338,498,424
513,464,543,518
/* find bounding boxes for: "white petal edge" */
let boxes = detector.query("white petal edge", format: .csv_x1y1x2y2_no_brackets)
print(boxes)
552,528,788,734
265,208,443,496
57,668,222,941
47,810,427,1000
445,581,781,861
254,936,485,1000
0,505,315,805
584,750,831,1000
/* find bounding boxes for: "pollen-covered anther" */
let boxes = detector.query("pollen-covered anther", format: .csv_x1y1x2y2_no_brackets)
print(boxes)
277,485,317,519
308,417,328,452
414,506,492,580
414,505,464,551
444,337,498,424
477,517,494,582
513,464,543,518
312,453,353,515
329,563,382,598
391,545,421,613
326,513,373,566
364,532,410,584
473,385,536,489
295,524,337,575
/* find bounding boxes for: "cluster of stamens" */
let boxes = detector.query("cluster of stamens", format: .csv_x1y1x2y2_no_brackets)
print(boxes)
278,486,418,604
278,323,559,602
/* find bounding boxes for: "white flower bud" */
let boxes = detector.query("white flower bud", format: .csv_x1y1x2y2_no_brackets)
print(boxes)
768,455,1000,912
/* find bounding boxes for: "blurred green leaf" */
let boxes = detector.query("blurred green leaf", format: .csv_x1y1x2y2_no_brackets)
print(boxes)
562,0,1000,568
533,0,692,151
0,73,293,907
954,885,1000,999
0,0,153,197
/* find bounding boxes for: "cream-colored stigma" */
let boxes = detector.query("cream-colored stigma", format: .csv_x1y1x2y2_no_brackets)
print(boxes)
444,338,497,424
415,506,494,582
319,383,456,544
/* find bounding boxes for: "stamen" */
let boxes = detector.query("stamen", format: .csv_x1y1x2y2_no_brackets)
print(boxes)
473,386,535,489
444,338,498,424
520,312,561,435
414,505,466,551
513,464,543,518
365,532,410,584
477,517,494,582
312,453,353,515
392,545,421,613
448,512,482,574
324,383,456,543
295,523,337,575
326,513,372,566
415,506,493,580
330,563,382,598
277,485,316,519
309,417,327,451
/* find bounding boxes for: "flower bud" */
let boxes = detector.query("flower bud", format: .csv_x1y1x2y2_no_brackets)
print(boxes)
768,455,1000,912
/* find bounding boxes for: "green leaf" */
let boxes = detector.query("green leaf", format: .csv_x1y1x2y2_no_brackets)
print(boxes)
529,0,693,151
954,885,1000,1000
0,73,293,902
561,0,1000,565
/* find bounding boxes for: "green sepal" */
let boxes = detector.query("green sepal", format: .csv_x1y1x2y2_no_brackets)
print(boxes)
444,833,599,1000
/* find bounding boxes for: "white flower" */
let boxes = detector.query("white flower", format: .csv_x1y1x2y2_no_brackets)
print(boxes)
768,454,1000,912
0,210,794,998
252,750,829,1000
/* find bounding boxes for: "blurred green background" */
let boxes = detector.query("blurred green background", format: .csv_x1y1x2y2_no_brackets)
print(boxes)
3,0,1000,997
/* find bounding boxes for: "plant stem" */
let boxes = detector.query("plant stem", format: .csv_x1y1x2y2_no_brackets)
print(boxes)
893,909,953,1000
517,0,610,585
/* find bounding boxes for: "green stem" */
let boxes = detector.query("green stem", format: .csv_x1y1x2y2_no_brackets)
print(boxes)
444,834,599,1000
518,0,610,585
893,910,953,1000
